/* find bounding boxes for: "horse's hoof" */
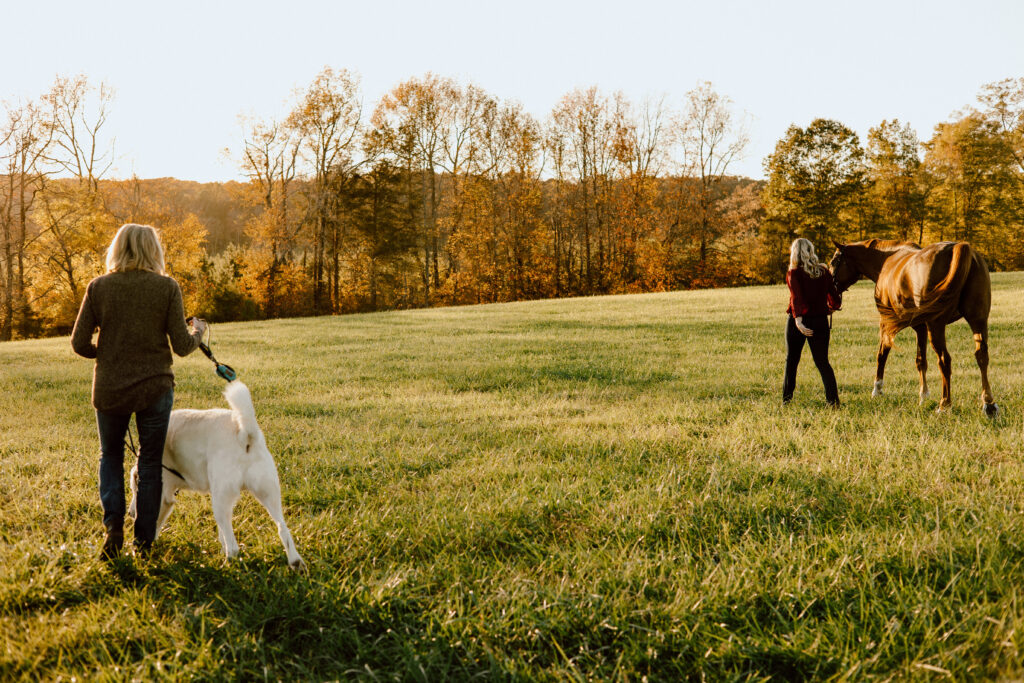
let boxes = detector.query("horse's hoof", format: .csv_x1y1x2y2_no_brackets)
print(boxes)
935,403,951,414
918,391,929,405
983,403,1000,418
872,380,884,397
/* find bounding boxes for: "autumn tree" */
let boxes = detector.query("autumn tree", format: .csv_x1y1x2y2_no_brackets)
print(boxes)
671,82,749,281
978,77,1024,182
922,113,1014,256
864,119,924,241
610,95,669,290
373,74,455,305
544,116,573,296
31,76,116,332
713,180,769,282
345,158,418,309
236,115,303,317
435,83,491,303
289,67,362,313
0,99,52,339
460,98,546,301
548,87,618,293
976,78,1024,264
762,118,865,266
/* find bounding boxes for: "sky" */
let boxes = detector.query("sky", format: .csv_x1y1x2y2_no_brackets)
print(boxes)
5,0,1023,182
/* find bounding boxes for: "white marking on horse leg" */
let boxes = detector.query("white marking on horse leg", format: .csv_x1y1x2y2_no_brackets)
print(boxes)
872,380,884,397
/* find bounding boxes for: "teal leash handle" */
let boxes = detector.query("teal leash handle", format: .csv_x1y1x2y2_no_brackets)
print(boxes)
198,341,238,381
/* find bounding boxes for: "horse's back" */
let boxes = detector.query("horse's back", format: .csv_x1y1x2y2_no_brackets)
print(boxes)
876,241,986,330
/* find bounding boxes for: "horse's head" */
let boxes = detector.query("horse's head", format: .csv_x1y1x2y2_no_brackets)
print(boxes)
828,241,861,292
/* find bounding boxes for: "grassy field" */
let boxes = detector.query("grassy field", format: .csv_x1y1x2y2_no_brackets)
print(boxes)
2,274,1024,681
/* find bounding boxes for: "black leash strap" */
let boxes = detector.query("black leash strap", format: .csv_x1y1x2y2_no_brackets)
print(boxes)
125,424,185,481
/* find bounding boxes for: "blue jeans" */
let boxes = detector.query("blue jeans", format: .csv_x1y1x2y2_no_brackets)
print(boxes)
96,388,174,547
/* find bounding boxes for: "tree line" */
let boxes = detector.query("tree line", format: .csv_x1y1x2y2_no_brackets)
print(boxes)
764,80,1024,270
1,71,1022,339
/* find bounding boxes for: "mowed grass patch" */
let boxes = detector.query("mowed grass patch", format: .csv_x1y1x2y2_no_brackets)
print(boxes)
2,274,1024,680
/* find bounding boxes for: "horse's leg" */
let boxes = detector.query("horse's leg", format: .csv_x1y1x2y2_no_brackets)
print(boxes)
966,315,999,417
927,323,952,411
914,324,929,404
873,323,892,397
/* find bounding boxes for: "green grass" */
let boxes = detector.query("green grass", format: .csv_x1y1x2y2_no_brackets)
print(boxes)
3,274,1024,680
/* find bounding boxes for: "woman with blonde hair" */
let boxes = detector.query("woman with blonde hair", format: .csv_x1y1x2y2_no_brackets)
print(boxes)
72,223,206,561
783,237,842,406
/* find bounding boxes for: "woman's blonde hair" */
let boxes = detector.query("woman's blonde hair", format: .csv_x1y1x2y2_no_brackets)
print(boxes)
105,223,165,275
789,238,823,277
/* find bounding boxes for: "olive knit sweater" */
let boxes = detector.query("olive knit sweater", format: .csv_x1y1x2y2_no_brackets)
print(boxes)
71,270,202,414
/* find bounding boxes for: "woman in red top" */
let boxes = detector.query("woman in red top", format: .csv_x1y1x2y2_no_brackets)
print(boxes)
783,238,841,406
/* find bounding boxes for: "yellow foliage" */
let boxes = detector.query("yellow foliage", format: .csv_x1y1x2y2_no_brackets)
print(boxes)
161,213,209,313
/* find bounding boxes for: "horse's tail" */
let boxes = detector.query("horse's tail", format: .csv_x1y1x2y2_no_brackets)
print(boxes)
878,242,973,346
913,242,973,329
922,242,973,312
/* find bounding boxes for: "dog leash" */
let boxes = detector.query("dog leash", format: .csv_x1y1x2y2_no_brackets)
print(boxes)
125,425,186,482
123,317,235,481
188,318,238,382
124,319,236,481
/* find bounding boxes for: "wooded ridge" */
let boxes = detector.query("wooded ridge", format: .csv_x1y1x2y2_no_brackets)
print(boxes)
2,72,1022,338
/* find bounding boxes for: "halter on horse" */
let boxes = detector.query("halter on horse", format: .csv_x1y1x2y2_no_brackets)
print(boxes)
828,239,997,416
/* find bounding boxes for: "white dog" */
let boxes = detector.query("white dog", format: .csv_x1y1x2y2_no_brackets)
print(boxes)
128,381,305,570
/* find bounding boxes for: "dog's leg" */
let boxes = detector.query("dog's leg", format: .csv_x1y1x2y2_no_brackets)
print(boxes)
153,481,179,540
127,465,139,519
210,485,242,560
250,474,305,571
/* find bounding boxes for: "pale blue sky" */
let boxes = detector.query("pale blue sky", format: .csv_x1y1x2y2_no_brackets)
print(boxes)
6,0,1023,181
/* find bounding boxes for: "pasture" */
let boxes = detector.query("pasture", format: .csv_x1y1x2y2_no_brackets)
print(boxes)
2,274,1024,680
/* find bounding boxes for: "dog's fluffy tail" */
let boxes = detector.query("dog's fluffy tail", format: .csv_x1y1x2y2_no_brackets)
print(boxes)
224,381,261,451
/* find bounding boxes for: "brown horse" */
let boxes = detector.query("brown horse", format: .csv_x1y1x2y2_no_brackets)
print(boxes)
828,239,997,416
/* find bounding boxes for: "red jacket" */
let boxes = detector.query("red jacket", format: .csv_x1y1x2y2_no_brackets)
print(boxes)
786,267,841,317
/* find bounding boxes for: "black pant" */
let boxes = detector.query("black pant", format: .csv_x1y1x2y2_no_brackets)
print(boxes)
783,315,839,405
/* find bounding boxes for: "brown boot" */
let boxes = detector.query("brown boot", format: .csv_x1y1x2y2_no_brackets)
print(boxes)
99,528,123,562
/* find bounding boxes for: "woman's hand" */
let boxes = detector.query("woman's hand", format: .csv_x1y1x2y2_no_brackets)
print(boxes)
190,317,207,336
795,317,814,337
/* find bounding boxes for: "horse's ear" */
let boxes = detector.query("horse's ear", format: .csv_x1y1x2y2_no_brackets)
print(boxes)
832,240,845,252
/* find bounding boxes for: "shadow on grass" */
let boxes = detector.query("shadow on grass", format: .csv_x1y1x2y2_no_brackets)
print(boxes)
704,535,1024,680
95,549,509,680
